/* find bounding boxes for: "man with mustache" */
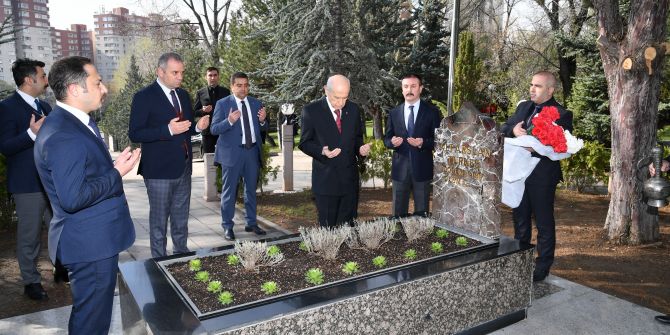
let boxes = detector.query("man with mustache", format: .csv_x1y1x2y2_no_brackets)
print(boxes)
500,71,573,282
0,58,62,300
383,73,442,217
129,52,210,257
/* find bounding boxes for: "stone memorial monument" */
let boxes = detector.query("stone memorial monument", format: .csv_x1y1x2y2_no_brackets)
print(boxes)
433,102,503,238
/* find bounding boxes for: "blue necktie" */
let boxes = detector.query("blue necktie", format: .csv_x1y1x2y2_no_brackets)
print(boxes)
88,117,108,149
407,105,415,137
241,100,253,149
34,99,43,116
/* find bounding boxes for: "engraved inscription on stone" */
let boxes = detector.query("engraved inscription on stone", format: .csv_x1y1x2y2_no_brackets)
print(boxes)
433,102,503,238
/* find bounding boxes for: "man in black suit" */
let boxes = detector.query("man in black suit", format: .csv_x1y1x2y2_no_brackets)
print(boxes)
0,59,55,300
501,71,573,282
383,73,442,217
193,67,230,154
299,74,370,227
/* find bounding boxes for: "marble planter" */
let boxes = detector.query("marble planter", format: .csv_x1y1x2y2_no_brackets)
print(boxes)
119,228,534,335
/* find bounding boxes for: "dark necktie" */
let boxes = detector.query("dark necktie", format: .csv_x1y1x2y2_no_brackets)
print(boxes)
88,117,108,149
525,104,542,128
34,99,43,116
241,100,253,149
407,105,415,137
334,109,342,133
170,90,189,159
209,87,216,102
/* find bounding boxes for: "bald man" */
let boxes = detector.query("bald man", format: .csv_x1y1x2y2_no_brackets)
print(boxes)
501,71,573,282
299,75,370,227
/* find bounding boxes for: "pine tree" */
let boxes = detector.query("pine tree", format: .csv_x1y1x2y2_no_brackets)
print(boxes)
100,55,148,149
452,31,482,113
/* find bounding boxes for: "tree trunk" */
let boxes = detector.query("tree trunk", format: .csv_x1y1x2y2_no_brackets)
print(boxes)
372,107,384,140
557,53,577,100
594,0,669,244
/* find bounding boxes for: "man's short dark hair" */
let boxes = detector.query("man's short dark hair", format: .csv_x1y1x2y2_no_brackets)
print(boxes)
206,67,219,74
230,72,248,84
401,73,423,86
12,58,46,87
48,56,92,102
158,52,183,69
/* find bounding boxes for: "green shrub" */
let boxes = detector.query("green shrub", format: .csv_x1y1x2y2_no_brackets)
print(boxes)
195,271,210,282
361,139,392,189
266,245,282,257
189,259,202,272
435,229,449,239
0,155,14,230
404,249,417,260
372,255,387,268
342,261,360,275
207,280,222,293
261,281,279,295
218,291,234,305
227,254,240,266
560,141,610,193
305,268,325,285
299,241,308,251
455,236,468,247
431,242,443,253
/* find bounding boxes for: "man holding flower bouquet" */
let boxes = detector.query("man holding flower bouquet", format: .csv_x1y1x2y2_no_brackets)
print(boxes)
501,71,573,282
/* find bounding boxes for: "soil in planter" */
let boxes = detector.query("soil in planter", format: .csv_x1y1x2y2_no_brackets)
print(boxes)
165,227,482,314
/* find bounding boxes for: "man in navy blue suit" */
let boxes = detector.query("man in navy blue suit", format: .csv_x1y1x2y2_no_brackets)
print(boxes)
129,52,210,257
501,71,573,282
210,72,267,240
383,73,442,217
0,58,55,301
34,56,140,334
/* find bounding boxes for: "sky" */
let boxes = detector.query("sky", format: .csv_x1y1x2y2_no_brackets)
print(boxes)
48,0,179,30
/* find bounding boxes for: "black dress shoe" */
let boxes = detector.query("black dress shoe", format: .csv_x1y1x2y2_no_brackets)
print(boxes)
24,283,48,301
533,270,548,282
53,261,69,284
655,314,670,324
245,225,266,235
224,229,235,241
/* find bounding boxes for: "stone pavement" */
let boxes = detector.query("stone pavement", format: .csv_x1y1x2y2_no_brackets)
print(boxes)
0,151,667,334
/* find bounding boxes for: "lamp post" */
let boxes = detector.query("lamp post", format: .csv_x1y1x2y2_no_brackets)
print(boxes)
280,104,295,191
447,0,461,116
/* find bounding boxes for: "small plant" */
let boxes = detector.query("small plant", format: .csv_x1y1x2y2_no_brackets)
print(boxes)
342,261,360,276
401,217,436,242
348,218,396,250
299,241,308,251
267,245,282,257
455,236,468,247
404,249,417,260
305,268,325,285
217,291,234,305
234,240,284,271
431,242,443,253
372,255,387,268
299,226,351,260
188,259,202,271
207,280,222,293
435,229,449,239
227,254,240,266
195,271,210,282
261,281,279,295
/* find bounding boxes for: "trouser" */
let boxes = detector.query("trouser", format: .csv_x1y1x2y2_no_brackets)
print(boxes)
13,192,51,284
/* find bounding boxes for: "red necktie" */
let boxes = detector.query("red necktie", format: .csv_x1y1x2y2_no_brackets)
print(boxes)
334,109,342,133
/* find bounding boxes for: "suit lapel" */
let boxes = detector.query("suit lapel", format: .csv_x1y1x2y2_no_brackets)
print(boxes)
414,101,426,130
57,107,110,159
321,98,340,137
152,82,177,117
13,92,42,119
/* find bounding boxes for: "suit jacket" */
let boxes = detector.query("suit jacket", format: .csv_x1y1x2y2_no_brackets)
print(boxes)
193,85,230,136
210,95,263,167
501,97,573,186
299,98,364,196
128,81,197,179
34,106,135,264
383,100,442,182
0,92,52,194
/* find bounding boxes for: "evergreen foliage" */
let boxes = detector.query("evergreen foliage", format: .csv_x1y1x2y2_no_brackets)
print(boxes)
452,31,483,113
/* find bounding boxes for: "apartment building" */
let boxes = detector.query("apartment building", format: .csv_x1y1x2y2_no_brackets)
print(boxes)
51,24,93,60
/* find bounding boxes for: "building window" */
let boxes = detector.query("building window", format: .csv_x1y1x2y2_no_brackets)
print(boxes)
18,3,28,9
19,11,29,17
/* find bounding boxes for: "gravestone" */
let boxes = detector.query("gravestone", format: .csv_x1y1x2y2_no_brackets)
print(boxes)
433,102,503,238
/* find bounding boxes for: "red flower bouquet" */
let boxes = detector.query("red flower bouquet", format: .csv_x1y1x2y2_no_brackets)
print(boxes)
527,106,567,153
